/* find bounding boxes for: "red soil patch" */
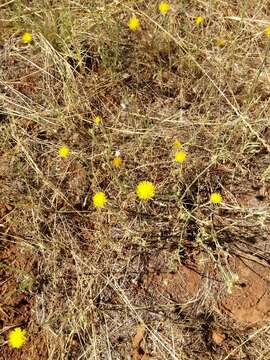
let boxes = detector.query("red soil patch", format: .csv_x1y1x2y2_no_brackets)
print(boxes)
143,262,202,304
143,250,270,325
0,240,47,360
220,256,270,323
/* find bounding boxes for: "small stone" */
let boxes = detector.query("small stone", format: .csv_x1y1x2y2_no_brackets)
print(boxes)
212,329,226,345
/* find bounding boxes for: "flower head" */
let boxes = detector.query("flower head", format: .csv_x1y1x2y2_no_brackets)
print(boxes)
128,15,140,31
21,32,32,44
173,139,182,150
8,327,27,349
136,181,156,201
159,1,170,15
265,25,270,37
216,38,226,47
210,192,223,204
195,16,204,25
94,115,102,125
58,145,70,158
93,192,107,208
175,150,186,163
112,156,122,168
226,273,239,294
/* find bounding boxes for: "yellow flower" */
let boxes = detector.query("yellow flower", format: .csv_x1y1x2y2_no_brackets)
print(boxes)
21,32,32,44
112,156,122,168
195,16,204,25
93,192,107,208
216,38,226,47
94,115,102,125
173,139,182,150
159,1,170,15
58,145,70,158
265,25,270,37
128,15,140,31
136,181,156,200
175,151,186,163
210,192,223,204
8,327,27,349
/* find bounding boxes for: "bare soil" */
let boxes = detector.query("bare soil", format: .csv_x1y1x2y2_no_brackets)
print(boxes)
0,240,47,360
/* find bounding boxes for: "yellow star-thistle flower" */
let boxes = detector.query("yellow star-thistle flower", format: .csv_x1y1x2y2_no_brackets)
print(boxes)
159,1,170,15
195,16,204,25
94,115,102,125
8,327,27,349
112,156,122,168
136,181,156,201
175,150,186,163
216,38,226,47
173,139,182,150
265,25,270,37
128,16,140,31
21,32,32,44
210,192,223,204
93,192,107,208
58,145,70,158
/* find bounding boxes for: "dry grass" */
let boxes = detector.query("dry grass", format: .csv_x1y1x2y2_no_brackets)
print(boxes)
1,0,270,359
